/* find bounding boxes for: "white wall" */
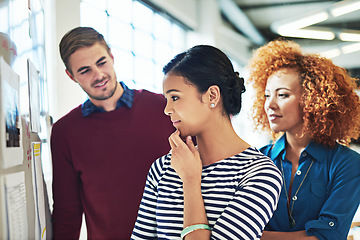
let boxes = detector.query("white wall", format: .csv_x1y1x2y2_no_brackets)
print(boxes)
46,0,254,123
46,0,84,123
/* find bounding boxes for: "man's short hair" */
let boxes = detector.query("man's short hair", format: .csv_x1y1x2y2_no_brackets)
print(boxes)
59,27,111,75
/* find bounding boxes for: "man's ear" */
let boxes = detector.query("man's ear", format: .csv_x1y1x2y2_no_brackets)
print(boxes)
65,69,77,83
109,49,114,61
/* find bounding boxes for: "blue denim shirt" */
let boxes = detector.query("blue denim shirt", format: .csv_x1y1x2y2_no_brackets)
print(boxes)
81,81,134,117
261,134,360,240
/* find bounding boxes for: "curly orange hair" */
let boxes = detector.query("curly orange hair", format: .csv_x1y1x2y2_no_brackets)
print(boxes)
247,39,360,147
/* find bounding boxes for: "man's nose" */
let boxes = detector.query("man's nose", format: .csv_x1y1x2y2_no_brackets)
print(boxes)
93,66,104,80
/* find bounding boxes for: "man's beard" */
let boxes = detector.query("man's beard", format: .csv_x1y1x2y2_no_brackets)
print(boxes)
86,79,117,101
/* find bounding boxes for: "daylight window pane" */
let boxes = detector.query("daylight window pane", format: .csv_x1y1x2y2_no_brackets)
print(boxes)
153,13,170,42
134,57,154,88
31,0,42,12
154,41,172,68
171,24,186,49
108,17,133,50
107,0,132,23
36,47,45,71
80,2,108,36
154,62,165,93
112,48,134,82
132,1,153,33
11,0,27,26
12,24,31,53
133,30,153,59
35,12,45,45
81,0,107,11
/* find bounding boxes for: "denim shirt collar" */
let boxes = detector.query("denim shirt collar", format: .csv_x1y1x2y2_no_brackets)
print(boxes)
81,81,134,117
271,133,328,163
270,134,287,161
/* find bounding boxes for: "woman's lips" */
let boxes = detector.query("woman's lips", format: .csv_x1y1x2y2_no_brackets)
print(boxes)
268,114,281,121
172,120,181,127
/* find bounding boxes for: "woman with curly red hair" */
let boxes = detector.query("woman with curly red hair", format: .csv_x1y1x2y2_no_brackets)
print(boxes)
247,39,360,240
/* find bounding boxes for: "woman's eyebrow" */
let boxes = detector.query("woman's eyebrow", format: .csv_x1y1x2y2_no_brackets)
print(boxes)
165,89,180,94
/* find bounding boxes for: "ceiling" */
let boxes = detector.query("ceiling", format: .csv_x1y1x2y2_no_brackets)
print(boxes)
220,0,360,74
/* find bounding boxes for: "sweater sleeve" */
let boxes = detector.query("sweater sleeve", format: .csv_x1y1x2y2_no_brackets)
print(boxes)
211,156,283,239
51,121,83,239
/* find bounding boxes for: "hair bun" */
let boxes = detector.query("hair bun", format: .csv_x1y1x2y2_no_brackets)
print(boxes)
238,76,246,93
233,72,246,94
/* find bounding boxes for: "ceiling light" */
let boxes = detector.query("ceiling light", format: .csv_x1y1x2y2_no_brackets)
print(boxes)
319,49,341,58
330,0,360,17
279,29,335,40
275,12,329,34
341,42,360,54
339,32,360,41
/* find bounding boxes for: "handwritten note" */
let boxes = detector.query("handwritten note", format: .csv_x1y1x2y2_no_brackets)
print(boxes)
4,171,28,239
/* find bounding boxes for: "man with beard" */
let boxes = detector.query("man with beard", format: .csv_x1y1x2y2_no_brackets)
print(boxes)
50,27,174,239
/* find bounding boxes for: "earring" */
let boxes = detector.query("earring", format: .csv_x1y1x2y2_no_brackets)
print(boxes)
211,103,215,108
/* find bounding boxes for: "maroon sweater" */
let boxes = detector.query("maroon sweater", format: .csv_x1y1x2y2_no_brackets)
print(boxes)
51,90,174,239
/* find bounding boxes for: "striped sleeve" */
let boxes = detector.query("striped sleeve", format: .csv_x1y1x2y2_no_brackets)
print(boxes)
211,153,282,239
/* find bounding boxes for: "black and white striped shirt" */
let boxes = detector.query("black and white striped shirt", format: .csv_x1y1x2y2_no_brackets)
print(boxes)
131,147,282,240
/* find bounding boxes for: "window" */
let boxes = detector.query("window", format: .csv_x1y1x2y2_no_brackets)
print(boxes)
80,0,189,93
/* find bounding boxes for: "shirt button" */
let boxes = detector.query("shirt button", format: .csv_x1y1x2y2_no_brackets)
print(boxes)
296,170,302,175
302,152,307,157
329,222,335,227
292,196,297,201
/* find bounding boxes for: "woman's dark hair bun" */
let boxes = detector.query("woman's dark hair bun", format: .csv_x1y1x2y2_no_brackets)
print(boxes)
222,71,246,116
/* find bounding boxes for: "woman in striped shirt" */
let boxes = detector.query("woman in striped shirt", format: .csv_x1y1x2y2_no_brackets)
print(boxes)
131,45,283,240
